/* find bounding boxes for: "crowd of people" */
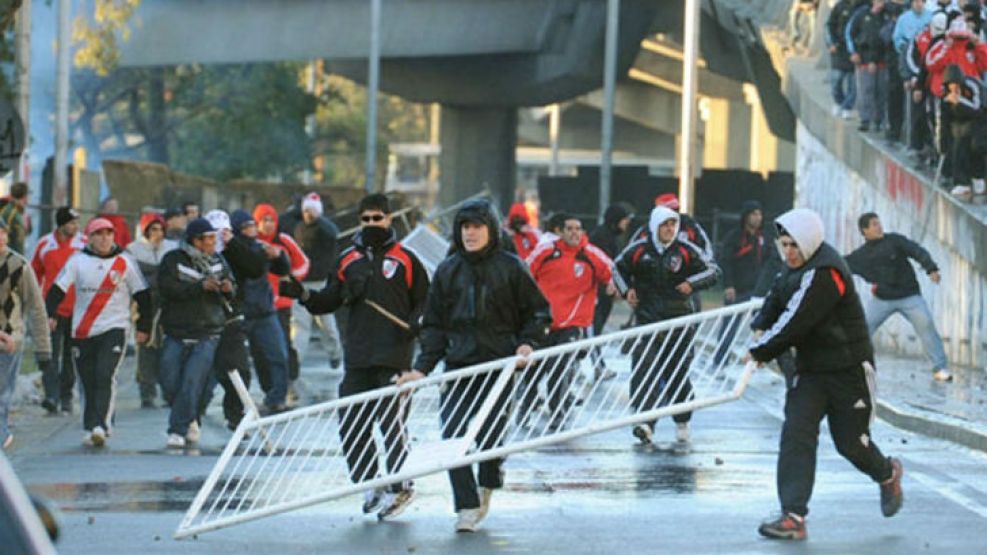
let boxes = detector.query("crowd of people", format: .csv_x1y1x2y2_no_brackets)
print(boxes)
825,0,987,200
0,185,948,539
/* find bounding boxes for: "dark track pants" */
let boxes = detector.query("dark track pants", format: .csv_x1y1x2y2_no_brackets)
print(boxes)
72,329,127,432
777,364,894,516
630,324,695,426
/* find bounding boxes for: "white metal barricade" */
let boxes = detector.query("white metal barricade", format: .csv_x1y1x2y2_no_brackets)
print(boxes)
175,299,763,539
399,225,450,277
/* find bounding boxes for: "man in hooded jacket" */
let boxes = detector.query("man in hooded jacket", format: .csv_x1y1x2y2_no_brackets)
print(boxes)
404,199,551,533
747,208,903,541
614,206,719,446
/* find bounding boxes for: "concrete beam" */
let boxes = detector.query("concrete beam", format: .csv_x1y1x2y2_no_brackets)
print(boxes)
118,0,554,66
633,42,745,101
577,81,685,136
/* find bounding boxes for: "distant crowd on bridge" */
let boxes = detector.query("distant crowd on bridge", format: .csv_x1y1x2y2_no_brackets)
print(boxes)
822,0,987,200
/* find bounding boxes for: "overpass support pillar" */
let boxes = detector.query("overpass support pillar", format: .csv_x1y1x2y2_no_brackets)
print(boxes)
439,105,518,211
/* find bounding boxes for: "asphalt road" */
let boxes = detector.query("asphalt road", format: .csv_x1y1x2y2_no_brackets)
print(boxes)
7,347,987,554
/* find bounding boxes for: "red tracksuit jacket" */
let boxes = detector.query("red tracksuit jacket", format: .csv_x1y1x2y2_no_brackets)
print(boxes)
527,235,613,331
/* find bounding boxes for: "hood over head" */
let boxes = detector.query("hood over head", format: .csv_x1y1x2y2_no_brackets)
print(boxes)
603,203,631,228
649,206,680,251
253,204,279,239
774,208,825,262
740,200,763,228
139,212,165,237
453,199,501,255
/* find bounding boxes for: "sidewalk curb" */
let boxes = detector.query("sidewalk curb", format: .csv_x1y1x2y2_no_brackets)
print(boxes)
875,399,987,454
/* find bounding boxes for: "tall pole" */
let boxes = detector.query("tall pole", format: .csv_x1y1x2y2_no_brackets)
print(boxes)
365,0,382,193
548,104,561,176
55,0,71,206
599,0,619,223
678,0,701,214
13,1,31,183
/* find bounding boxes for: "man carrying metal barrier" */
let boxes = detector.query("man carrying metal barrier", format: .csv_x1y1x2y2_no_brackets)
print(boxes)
281,193,429,521
402,198,551,533
746,208,903,541
614,205,720,446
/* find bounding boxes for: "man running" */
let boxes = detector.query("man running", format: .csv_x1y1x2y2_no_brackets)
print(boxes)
45,218,152,447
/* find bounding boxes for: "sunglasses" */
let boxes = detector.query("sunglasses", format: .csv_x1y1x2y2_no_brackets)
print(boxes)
361,214,386,223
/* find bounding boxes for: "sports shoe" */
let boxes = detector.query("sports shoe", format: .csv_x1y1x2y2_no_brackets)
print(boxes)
951,185,972,200
676,422,691,443
362,488,385,514
377,488,416,520
858,122,870,132
632,424,653,445
455,508,482,533
41,399,58,415
330,357,342,370
167,433,186,449
841,109,853,120
831,104,841,117
141,398,156,409
880,457,904,517
973,178,986,196
82,432,94,447
933,369,954,382
2,433,12,450
477,487,493,522
90,426,106,448
186,421,201,443
758,512,807,540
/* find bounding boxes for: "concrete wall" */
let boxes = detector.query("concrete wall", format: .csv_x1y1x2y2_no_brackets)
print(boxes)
785,61,987,367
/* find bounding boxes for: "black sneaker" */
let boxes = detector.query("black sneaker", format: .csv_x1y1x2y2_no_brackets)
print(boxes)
41,399,58,415
880,457,904,517
632,424,653,445
858,122,870,132
758,512,807,540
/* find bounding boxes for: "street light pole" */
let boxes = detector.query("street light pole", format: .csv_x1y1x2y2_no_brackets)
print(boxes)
365,0,382,193
549,104,560,176
599,0,620,223
678,0,701,215
55,0,71,205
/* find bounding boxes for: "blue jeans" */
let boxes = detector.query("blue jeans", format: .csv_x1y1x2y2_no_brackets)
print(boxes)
159,336,219,436
866,294,948,370
244,313,289,407
0,349,24,441
831,68,856,111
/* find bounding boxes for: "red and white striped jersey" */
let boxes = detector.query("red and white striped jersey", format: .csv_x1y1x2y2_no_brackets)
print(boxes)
31,231,86,318
54,250,148,339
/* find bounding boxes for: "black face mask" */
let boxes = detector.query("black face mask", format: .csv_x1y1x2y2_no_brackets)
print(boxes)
509,217,526,232
361,226,390,247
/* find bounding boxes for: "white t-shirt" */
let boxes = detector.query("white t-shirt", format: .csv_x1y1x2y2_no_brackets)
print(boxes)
54,250,148,339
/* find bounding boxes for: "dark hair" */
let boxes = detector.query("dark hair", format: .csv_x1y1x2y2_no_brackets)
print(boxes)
858,212,879,232
358,193,391,215
545,212,568,234
181,200,198,215
10,182,28,199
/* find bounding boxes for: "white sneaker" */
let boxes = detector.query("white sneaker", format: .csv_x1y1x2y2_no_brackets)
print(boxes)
831,104,841,116
632,424,653,445
455,508,482,533
477,487,493,522
167,433,186,449
951,185,972,200
841,109,853,120
90,426,106,448
973,178,986,196
933,368,954,382
676,422,691,443
362,488,385,514
82,432,94,447
377,489,416,520
186,421,201,443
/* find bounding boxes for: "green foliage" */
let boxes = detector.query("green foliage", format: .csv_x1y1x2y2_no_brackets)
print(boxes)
73,0,141,76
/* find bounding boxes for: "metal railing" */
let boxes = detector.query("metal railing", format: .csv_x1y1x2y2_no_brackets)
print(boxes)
175,299,763,539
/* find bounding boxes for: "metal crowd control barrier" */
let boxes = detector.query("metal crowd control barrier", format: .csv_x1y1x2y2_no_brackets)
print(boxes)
175,299,764,539
399,225,450,277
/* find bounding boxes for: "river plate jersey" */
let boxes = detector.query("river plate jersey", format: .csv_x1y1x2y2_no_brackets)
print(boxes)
54,251,148,339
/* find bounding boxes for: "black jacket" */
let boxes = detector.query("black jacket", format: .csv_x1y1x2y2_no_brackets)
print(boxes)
303,227,429,371
415,200,551,373
849,4,894,64
845,232,938,300
222,234,286,318
158,244,237,340
589,204,630,260
827,0,864,71
614,235,719,323
293,217,339,283
719,202,780,296
751,243,873,372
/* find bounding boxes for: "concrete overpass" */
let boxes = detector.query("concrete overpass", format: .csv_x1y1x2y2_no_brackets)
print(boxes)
115,0,793,207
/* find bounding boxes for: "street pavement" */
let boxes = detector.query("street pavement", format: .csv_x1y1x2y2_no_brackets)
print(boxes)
5,334,987,554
